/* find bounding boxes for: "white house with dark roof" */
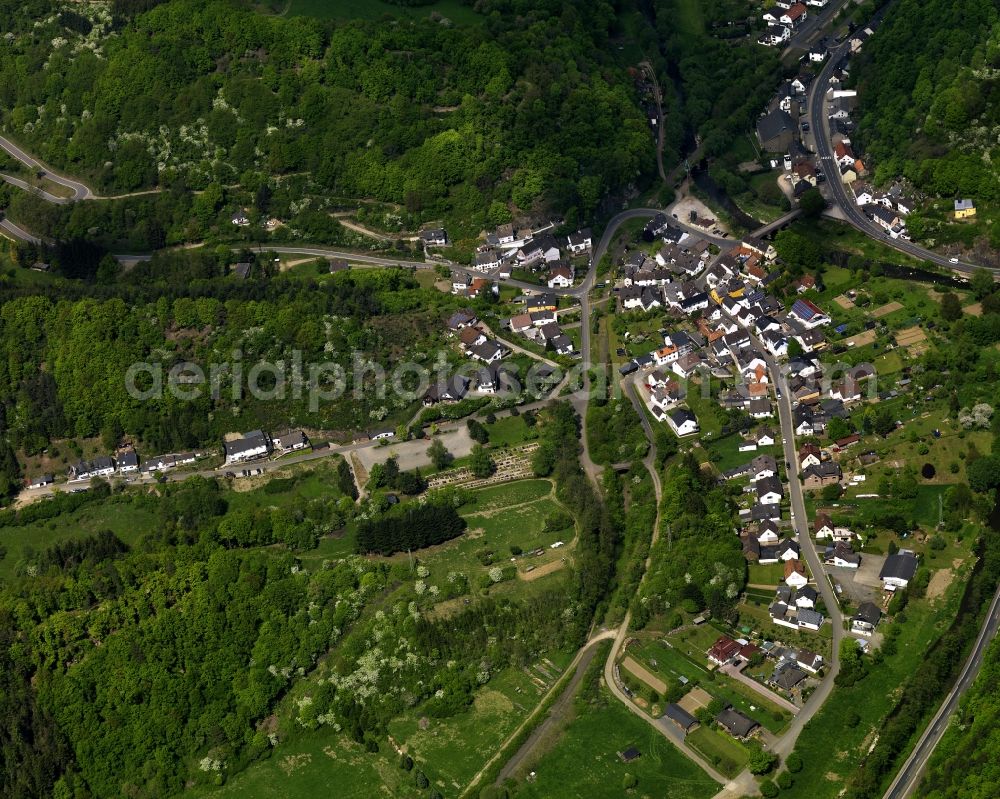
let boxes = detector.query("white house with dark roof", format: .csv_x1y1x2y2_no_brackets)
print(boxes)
274,430,309,453
420,228,448,246
880,551,918,591
667,407,699,437
224,430,272,465
566,228,593,253
117,448,139,473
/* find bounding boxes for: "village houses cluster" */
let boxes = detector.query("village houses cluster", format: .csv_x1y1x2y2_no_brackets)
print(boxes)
613,216,877,442
757,0,828,48
754,23,937,238
33,429,312,489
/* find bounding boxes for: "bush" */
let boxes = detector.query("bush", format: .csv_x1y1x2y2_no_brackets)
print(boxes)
415,770,429,789
759,779,779,798
777,771,792,789
785,752,802,773
748,745,778,775
623,772,638,789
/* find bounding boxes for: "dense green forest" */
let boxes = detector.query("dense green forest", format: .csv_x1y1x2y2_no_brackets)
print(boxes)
0,0,653,235
854,0,1000,201
0,254,463,454
632,452,745,627
0,241,533,500
921,636,1000,798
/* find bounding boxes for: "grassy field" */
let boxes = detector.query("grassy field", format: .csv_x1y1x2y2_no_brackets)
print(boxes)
517,684,719,799
686,725,749,778
365,479,573,600
388,664,564,793
747,562,787,586
484,415,536,448
195,728,415,798
0,501,159,581
684,383,728,439
288,0,484,25
704,434,779,474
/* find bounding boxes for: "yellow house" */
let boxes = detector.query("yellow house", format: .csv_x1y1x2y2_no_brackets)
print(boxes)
955,199,976,219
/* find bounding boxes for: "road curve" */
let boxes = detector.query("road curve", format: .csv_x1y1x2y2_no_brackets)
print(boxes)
0,133,92,200
807,39,993,275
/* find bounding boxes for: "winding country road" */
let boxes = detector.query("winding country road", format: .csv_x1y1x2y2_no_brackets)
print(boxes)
0,134,93,201
807,34,993,275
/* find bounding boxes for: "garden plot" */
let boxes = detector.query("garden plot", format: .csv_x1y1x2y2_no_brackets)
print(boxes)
872,301,904,318
895,326,927,347
843,329,877,348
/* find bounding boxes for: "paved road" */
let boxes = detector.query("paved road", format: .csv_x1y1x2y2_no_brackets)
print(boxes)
0,216,41,245
0,173,74,204
807,38,992,275
0,133,92,200
782,0,852,60
882,581,1000,799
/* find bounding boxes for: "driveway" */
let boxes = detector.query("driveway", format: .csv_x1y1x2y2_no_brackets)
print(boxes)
721,662,799,715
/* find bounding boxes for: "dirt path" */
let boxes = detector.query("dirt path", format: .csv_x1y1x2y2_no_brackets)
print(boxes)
490,633,614,788
519,559,566,582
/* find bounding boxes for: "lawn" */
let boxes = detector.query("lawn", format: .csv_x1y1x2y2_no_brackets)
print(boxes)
288,0,484,25
464,479,553,512
684,382,728,440
747,562,787,586
368,480,572,597
686,726,749,778
484,415,535,448
193,727,413,798
703,434,778,474
517,685,719,799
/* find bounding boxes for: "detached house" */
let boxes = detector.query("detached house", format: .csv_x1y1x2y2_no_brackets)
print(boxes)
223,431,272,465
852,602,882,635
780,3,807,26
423,374,471,405
566,228,593,253
756,476,784,505
667,408,700,437
756,109,796,152
117,448,139,474
798,443,821,469
420,228,448,246
547,263,574,289
784,559,809,589
789,298,831,329
802,461,842,489
708,635,742,665
517,234,561,264
880,551,918,591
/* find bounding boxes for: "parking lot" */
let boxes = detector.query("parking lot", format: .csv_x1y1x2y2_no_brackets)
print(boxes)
828,551,886,605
